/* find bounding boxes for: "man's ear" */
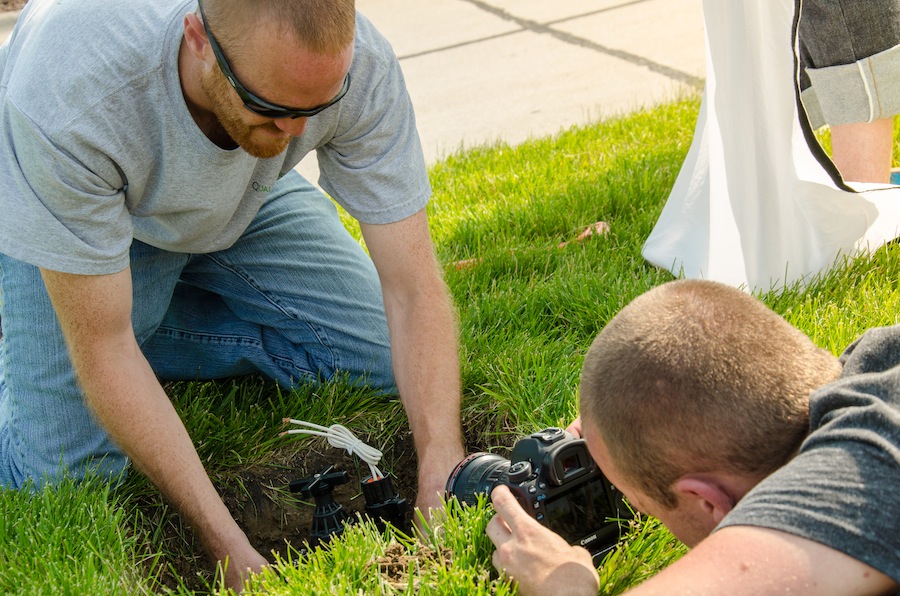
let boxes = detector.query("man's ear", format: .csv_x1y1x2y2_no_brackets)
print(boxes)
672,476,736,525
182,12,211,62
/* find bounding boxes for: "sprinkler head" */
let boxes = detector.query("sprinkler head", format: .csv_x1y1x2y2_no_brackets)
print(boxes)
290,465,353,546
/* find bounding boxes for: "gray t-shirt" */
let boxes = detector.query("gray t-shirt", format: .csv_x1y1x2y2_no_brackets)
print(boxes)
719,325,900,583
0,0,430,275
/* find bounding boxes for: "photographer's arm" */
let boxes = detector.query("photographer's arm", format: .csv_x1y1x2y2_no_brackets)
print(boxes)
627,525,897,596
490,484,896,596
40,267,267,590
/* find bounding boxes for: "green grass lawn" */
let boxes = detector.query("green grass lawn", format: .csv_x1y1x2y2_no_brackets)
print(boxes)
2,96,899,594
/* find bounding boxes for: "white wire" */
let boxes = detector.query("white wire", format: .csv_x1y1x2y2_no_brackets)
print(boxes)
857,60,876,123
282,419,384,479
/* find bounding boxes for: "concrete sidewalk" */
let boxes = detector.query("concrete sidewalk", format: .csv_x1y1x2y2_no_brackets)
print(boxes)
0,0,706,166
358,0,705,164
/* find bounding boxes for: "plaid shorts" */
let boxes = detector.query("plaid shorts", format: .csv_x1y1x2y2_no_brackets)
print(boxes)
798,0,900,127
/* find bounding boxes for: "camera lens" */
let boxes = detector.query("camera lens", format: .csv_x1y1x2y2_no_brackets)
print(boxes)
445,452,510,506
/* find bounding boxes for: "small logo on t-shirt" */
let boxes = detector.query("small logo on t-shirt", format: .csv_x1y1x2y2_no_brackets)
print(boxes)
251,181,273,193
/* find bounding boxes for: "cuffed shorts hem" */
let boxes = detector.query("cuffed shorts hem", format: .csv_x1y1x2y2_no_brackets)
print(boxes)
802,44,900,128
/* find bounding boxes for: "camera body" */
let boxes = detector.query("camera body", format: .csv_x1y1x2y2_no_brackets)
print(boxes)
446,427,630,561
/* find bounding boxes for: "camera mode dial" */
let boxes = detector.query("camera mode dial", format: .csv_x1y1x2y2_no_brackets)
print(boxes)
507,460,532,483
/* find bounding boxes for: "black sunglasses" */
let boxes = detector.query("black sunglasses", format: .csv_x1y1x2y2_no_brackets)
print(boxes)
197,0,351,119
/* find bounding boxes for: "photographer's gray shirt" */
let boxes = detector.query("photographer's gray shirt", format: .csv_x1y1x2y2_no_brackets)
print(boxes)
0,0,430,275
719,325,900,583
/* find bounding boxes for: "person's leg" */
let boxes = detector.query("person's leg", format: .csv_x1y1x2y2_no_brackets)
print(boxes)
0,244,188,488
830,118,894,183
142,171,396,393
799,0,900,182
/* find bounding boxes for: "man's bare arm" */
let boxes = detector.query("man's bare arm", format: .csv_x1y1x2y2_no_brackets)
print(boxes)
488,483,896,596
629,525,897,596
39,267,266,589
360,209,465,518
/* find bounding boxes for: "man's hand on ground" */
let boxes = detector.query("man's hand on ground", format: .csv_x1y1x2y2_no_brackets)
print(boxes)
412,456,462,537
486,485,599,596
219,540,269,592
415,476,445,517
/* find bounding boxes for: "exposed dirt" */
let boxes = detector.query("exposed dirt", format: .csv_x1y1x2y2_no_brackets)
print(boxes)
140,421,510,592
147,431,421,592
220,432,421,562
375,542,454,591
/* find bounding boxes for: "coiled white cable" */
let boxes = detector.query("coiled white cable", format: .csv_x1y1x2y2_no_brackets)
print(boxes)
281,419,384,479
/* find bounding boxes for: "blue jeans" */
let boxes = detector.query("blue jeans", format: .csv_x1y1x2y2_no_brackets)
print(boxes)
0,171,394,488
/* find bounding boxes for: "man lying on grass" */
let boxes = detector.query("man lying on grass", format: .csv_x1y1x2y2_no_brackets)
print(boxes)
487,279,899,595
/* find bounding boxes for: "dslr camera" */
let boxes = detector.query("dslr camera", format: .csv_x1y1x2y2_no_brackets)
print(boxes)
446,427,630,562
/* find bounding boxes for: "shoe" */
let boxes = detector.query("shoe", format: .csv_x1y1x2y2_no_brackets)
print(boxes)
890,168,900,185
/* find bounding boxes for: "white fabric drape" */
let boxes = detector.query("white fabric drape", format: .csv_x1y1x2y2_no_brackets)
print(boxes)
642,0,900,292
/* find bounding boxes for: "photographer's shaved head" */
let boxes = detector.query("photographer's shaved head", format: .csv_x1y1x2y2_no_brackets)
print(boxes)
579,279,842,509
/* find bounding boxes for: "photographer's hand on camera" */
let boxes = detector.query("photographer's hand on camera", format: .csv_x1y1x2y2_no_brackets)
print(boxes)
487,485,600,596
565,417,583,438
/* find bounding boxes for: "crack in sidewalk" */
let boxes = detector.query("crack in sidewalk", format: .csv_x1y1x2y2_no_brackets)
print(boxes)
398,0,702,89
